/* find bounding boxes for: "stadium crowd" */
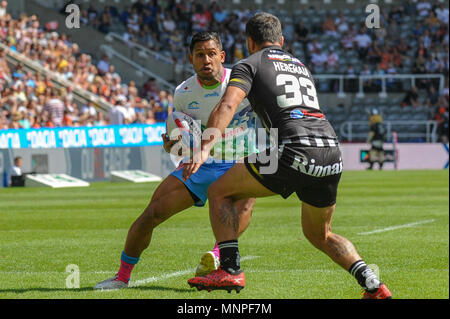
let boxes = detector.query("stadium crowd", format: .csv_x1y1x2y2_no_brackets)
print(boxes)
68,0,449,140
0,0,448,139
0,1,173,129
76,0,448,75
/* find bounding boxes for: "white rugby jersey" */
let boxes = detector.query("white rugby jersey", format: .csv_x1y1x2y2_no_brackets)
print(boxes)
173,67,257,161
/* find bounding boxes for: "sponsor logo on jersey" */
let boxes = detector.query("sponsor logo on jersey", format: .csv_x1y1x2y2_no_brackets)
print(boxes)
188,101,200,109
204,91,220,98
290,154,343,178
268,54,304,66
290,109,304,119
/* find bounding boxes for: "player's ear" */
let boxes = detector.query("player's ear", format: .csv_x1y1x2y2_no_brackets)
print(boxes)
188,53,193,65
220,50,225,63
280,36,285,48
246,37,254,54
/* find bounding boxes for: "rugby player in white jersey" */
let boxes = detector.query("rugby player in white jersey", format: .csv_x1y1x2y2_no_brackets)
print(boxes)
94,32,257,290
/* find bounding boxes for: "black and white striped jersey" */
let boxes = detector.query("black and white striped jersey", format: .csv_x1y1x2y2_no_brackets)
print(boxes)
228,45,338,145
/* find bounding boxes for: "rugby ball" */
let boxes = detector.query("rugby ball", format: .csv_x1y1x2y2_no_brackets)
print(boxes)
165,111,201,149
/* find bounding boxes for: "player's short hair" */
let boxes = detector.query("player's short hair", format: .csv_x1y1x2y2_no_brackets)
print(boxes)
245,12,283,45
189,31,223,53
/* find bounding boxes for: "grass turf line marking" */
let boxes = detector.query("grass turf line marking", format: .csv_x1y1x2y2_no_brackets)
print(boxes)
357,219,436,236
129,255,260,288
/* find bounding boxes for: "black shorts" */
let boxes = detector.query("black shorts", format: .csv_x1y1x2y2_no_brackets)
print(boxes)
244,143,342,207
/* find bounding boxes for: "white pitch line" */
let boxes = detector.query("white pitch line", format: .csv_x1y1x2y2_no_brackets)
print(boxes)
357,219,435,235
0,271,128,275
129,255,260,288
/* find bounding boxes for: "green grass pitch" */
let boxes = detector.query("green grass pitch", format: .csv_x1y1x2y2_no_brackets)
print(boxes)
0,170,448,299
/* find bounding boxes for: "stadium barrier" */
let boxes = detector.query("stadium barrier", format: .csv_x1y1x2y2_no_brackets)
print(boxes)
0,124,166,149
105,32,187,84
101,33,447,99
341,143,449,170
314,74,445,98
0,124,175,188
1,122,448,188
340,120,438,142
99,44,176,92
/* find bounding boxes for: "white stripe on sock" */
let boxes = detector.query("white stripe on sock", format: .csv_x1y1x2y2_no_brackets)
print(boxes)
350,261,366,276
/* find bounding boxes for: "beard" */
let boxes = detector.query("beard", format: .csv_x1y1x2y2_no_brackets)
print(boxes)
197,72,218,83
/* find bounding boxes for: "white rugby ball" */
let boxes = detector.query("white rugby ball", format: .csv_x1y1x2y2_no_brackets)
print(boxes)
165,111,201,149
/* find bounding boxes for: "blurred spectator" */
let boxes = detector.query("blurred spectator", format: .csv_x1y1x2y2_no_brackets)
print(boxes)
360,64,374,92
402,86,420,107
81,101,97,118
145,109,156,124
386,62,398,90
416,0,432,17
108,101,126,125
354,27,372,60
366,109,386,170
326,47,339,67
295,21,309,50
322,14,338,38
373,64,386,90
192,4,210,33
435,3,449,24
335,12,349,34
8,156,23,187
366,41,382,65
311,48,327,72
403,0,417,16
98,7,113,34
0,1,7,18
341,30,356,51
434,105,449,143
43,88,64,127
94,112,107,126
123,100,137,124
96,55,110,75
153,90,173,122
426,85,440,108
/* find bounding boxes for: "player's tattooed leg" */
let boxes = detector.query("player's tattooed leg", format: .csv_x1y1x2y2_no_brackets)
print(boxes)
326,233,359,262
218,200,240,234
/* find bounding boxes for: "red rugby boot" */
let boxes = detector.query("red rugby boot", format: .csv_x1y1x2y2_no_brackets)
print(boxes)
362,283,392,299
188,267,245,293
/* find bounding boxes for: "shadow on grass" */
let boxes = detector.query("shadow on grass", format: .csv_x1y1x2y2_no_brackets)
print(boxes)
0,285,195,294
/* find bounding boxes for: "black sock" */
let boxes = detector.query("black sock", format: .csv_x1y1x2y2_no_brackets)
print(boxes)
349,260,381,292
218,240,242,275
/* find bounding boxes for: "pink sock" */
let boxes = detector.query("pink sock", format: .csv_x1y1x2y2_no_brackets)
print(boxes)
117,260,135,283
211,242,220,258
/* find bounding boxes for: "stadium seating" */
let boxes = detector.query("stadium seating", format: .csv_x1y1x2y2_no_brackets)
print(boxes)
1,0,448,143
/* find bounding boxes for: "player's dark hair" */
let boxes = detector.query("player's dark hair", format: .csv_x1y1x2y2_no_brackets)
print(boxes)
245,12,282,45
189,31,223,53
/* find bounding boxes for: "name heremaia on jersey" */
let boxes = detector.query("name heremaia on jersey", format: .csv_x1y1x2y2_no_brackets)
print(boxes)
267,50,311,78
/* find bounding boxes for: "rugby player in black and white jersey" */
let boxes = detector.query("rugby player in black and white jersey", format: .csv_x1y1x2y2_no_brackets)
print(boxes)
183,13,392,299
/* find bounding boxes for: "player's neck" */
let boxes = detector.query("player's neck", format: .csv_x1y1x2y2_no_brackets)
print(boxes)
197,67,225,89
251,41,282,54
